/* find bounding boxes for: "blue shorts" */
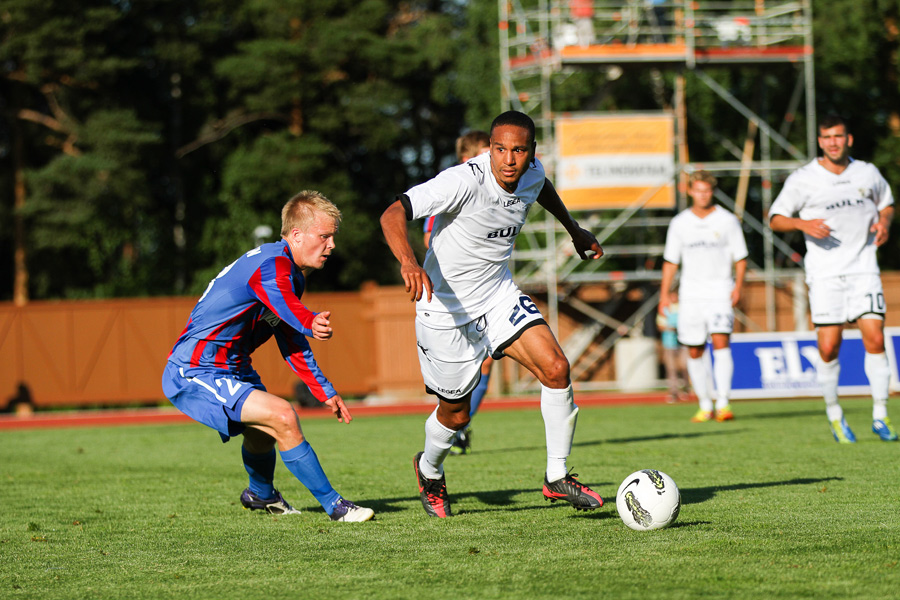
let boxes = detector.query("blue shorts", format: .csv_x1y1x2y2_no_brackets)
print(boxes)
161,362,265,442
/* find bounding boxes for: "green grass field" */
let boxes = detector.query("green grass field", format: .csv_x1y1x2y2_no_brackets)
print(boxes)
2,398,898,600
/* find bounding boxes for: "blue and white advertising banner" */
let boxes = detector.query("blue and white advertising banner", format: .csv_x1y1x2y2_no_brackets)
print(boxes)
717,328,900,399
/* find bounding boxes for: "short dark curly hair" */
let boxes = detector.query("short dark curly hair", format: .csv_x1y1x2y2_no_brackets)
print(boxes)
490,111,536,145
818,114,849,134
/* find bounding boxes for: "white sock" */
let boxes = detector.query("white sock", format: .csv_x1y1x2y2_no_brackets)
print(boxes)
817,358,843,422
420,408,455,479
687,356,713,412
713,347,734,410
865,352,891,420
540,384,578,482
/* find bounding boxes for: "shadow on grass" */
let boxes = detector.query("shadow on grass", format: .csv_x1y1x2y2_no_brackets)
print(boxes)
667,520,711,529
478,429,745,456
363,487,553,516
361,475,843,518
679,476,844,505
735,408,824,420
581,429,746,447
364,480,617,517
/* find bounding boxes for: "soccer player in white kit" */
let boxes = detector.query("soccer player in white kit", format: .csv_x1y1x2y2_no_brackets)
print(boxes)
380,111,605,517
660,171,748,423
769,114,897,443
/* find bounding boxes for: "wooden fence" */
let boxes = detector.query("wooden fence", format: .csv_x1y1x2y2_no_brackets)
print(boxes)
3,275,900,408
0,283,419,408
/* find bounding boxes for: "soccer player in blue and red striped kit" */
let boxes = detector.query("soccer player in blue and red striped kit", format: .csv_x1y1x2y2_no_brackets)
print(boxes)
162,190,374,522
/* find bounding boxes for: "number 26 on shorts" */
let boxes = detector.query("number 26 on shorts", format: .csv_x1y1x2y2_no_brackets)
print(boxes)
509,295,540,326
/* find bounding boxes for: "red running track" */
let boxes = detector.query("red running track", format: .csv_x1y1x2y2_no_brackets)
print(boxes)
0,392,669,431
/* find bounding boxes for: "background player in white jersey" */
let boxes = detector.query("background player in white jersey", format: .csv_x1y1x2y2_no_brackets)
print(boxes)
381,110,604,518
769,114,897,443
659,171,748,423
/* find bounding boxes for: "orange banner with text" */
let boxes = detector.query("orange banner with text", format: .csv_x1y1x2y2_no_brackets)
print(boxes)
555,114,675,209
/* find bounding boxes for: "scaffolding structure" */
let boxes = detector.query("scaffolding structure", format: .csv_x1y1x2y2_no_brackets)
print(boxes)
498,0,816,391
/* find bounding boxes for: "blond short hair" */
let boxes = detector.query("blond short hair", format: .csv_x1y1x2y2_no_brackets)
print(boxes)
281,190,342,237
688,170,717,189
455,130,490,163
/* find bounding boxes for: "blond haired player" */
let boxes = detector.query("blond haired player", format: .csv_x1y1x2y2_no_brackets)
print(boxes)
660,171,748,423
162,191,374,521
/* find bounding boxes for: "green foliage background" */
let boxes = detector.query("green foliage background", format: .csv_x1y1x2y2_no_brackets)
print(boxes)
1,1,899,300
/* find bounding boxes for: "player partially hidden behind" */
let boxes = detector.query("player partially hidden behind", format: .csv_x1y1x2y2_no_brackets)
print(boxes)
660,171,748,423
423,131,491,249
657,291,690,404
769,114,897,443
381,110,605,518
162,191,375,522
423,130,491,455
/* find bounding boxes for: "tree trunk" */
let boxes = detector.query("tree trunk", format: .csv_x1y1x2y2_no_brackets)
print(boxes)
13,100,28,306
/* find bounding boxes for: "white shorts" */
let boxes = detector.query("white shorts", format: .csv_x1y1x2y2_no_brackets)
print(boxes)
415,289,546,400
677,298,734,347
808,274,885,325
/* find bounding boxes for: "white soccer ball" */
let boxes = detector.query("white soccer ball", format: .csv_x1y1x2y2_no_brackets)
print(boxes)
616,469,681,531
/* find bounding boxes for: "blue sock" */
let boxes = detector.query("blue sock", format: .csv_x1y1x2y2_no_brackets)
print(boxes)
242,446,275,500
470,372,490,417
279,441,341,515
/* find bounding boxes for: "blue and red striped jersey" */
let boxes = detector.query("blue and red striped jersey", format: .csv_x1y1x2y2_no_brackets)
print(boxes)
167,240,336,402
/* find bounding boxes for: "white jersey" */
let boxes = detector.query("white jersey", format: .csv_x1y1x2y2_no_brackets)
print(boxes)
663,206,748,302
403,152,546,328
770,158,893,283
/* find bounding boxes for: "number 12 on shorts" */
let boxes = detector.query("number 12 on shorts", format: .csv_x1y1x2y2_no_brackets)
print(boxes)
509,295,540,325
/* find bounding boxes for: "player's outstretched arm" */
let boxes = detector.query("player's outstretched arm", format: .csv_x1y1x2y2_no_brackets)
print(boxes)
537,179,603,259
380,200,433,302
324,394,352,423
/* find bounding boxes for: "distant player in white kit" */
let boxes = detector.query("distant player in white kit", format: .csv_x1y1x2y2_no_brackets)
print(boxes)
769,114,897,443
660,170,748,423
380,110,605,517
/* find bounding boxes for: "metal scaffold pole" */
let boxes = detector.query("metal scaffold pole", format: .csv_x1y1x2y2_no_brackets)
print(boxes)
498,1,815,392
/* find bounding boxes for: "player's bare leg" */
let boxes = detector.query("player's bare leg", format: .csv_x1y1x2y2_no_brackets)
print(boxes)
504,325,602,510
240,390,306,449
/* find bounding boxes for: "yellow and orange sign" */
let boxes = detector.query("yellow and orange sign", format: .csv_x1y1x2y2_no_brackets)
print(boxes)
555,114,675,209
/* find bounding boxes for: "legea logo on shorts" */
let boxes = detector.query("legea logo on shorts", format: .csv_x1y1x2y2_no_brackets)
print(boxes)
434,386,463,396
753,340,820,390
